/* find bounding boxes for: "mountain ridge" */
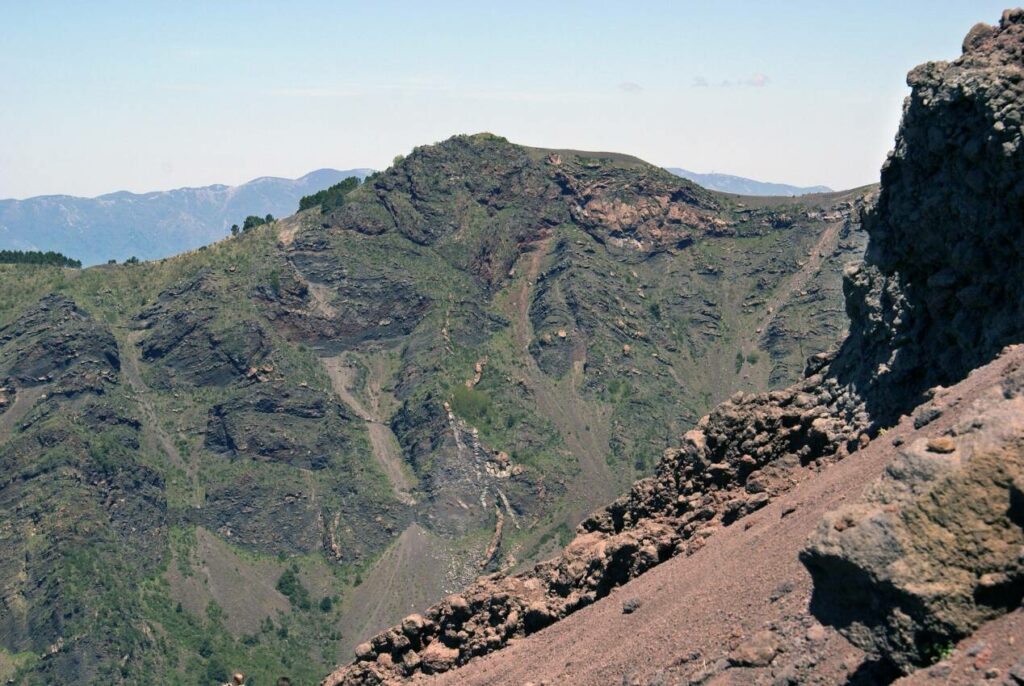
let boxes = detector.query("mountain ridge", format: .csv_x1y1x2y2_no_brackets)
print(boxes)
666,167,833,196
0,168,372,266
0,132,863,684
324,10,1024,685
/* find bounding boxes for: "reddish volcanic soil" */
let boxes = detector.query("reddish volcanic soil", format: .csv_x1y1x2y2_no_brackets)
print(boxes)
409,349,1024,686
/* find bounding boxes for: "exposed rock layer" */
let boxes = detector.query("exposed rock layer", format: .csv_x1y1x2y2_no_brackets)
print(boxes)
323,11,1024,684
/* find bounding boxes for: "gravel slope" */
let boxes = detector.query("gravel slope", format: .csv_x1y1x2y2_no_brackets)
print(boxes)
411,348,1024,686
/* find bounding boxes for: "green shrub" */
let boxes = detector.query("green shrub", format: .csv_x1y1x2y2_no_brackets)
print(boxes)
241,214,274,232
451,385,491,422
276,566,312,611
298,177,360,212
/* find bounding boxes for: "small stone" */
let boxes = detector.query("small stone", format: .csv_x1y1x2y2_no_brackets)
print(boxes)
926,436,957,453
806,624,827,642
622,597,641,614
402,613,426,636
770,581,796,602
978,572,1009,587
420,641,460,674
447,595,470,614
972,645,992,670
914,405,943,429
729,630,780,667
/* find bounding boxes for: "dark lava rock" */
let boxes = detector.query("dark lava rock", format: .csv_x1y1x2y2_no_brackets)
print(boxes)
0,294,119,396
136,272,271,387
204,381,347,469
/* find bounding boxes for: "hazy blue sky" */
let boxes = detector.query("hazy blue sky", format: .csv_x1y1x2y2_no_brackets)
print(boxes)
0,1,1011,198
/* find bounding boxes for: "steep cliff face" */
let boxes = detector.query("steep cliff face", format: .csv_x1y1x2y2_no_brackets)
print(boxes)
825,10,1024,428
802,9,1024,671
323,11,1024,685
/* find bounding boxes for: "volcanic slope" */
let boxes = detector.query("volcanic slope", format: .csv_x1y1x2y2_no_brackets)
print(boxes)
0,135,863,684
324,9,1024,686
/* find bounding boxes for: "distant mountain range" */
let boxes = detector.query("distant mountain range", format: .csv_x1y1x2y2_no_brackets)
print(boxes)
0,166,827,266
665,168,832,196
0,168,371,266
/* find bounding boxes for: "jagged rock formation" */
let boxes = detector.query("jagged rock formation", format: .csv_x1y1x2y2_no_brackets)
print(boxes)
802,9,1024,671
823,9,1024,428
323,10,1024,684
803,354,1024,671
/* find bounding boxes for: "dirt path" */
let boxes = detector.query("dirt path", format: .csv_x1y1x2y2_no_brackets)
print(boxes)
508,238,618,514
122,331,202,507
0,385,47,437
322,354,416,505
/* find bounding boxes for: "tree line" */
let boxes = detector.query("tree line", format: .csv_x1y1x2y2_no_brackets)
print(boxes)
0,249,81,268
297,176,360,212
230,214,275,236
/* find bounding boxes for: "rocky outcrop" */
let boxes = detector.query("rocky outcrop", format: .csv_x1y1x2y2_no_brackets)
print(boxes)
264,242,432,351
136,272,271,387
800,10,1024,673
0,294,119,398
803,349,1024,671
827,9,1024,426
555,159,725,257
204,381,346,469
323,10,1024,684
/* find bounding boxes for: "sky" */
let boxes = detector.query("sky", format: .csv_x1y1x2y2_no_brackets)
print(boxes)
0,1,1012,199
